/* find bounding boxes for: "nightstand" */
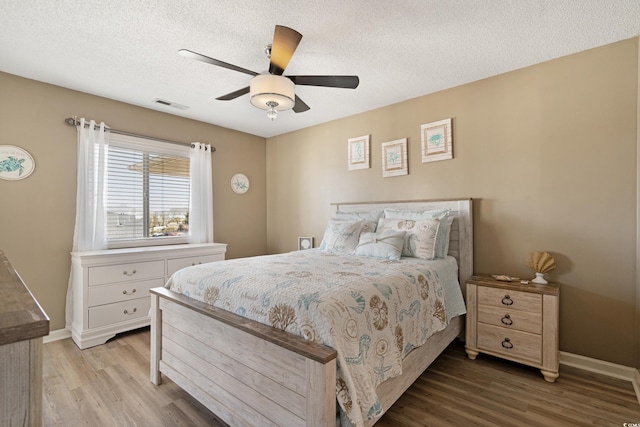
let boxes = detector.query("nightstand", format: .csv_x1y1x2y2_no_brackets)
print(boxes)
465,275,559,382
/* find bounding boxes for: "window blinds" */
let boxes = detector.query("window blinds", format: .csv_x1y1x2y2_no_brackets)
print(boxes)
106,134,190,242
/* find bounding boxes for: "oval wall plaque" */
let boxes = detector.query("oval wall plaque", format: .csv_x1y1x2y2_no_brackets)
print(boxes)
0,145,35,180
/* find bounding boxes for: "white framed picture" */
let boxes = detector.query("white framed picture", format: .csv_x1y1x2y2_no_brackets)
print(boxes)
421,118,453,163
347,135,370,170
298,236,314,250
381,138,408,178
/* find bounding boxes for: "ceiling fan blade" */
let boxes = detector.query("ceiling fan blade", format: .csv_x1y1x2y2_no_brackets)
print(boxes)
179,49,258,77
293,95,310,113
269,25,303,75
287,75,359,89
216,86,250,101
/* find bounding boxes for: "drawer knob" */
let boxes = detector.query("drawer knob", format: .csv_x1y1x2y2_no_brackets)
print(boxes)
501,295,513,306
122,288,137,295
501,314,513,326
123,308,138,315
501,338,514,349
123,269,137,276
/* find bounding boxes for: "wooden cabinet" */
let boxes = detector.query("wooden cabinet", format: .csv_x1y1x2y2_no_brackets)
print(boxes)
71,243,226,349
465,275,559,382
0,250,49,427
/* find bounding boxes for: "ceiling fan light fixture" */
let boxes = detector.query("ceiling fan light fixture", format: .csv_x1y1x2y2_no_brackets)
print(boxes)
266,101,278,121
250,74,295,118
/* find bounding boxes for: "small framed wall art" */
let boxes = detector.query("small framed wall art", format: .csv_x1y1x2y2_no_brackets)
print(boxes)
347,135,370,170
0,145,35,180
381,138,408,178
230,173,250,194
421,118,453,163
298,236,314,250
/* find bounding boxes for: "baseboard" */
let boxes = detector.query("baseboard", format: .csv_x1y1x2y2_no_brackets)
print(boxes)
560,351,640,404
43,328,71,343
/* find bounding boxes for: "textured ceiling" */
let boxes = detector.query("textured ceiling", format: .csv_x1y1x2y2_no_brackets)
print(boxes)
1,1,638,138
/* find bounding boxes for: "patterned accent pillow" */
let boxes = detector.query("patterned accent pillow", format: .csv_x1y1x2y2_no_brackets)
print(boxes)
354,230,406,260
334,210,384,233
376,218,441,260
384,209,452,258
319,219,363,254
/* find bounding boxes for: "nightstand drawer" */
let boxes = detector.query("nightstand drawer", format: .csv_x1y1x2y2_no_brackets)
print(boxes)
88,297,151,329
478,323,541,363
478,286,541,313
167,254,224,277
88,278,165,307
88,260,164,286
478,305,542,334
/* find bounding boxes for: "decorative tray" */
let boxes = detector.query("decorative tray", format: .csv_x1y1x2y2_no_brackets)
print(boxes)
491,274,520,282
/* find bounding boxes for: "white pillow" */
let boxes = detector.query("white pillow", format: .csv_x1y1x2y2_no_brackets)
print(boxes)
376,218,441,260
354,230,406,260
384,209,452,258
383,208,449,219
334,210,384,233
319,219,363,254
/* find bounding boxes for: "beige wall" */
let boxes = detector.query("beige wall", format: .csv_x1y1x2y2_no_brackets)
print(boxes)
267,38,639,366
636,37,640,369
0,72,267,331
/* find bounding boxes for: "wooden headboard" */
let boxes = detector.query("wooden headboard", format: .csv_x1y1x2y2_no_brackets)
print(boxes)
332,199,474,292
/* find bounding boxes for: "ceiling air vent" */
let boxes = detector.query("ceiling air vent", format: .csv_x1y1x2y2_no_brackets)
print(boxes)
153,98,189,110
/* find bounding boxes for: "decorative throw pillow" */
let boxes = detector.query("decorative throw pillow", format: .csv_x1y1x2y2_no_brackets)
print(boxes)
354,230,406,260
384,209,452,258
319,219,363,254
440,215,455,257
376,218,441,260
334,210,384,233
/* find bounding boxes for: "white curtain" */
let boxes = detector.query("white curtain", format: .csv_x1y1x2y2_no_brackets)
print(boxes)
65,118,109,328
188,142,214,243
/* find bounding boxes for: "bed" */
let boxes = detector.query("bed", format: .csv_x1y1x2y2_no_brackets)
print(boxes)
150,199,473,427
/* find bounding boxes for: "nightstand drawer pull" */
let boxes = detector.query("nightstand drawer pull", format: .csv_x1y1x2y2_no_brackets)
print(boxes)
501,295,513,306
123,269,137,276
122,288,137,295
192,262,202,266
123,308,137,315
501,338,513,349
501,314,513,325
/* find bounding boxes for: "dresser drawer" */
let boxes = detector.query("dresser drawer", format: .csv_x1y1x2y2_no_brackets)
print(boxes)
478,323,541,363
167,254,223,276
88,278,165,307
88,297,151,329
478,286,541,313
478,305,542,334
88,260,164,286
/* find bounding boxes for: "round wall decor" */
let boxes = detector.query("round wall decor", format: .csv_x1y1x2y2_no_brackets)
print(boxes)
230,173,250,194
0,145,35,180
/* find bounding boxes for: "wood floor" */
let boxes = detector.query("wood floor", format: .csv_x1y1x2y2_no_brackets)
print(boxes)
43,327,640,426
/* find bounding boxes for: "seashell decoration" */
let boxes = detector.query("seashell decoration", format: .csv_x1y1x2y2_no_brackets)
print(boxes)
526,251,556,284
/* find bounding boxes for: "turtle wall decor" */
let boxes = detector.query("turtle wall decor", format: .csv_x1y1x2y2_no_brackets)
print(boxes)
0,145,35,180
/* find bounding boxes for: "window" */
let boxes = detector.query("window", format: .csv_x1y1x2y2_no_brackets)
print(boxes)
106,134,190,247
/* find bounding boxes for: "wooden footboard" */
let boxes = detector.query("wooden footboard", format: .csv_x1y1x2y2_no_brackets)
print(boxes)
150,287,337,427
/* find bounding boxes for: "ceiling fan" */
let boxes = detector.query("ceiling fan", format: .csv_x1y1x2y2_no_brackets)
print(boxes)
179,25,360,120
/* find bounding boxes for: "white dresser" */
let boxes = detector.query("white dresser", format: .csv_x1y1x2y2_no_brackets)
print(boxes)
70,243,227,349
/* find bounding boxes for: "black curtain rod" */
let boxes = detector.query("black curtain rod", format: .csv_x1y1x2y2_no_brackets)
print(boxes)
64,117,216,152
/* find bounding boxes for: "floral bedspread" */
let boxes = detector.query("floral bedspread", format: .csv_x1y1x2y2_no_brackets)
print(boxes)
165,250,461,426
